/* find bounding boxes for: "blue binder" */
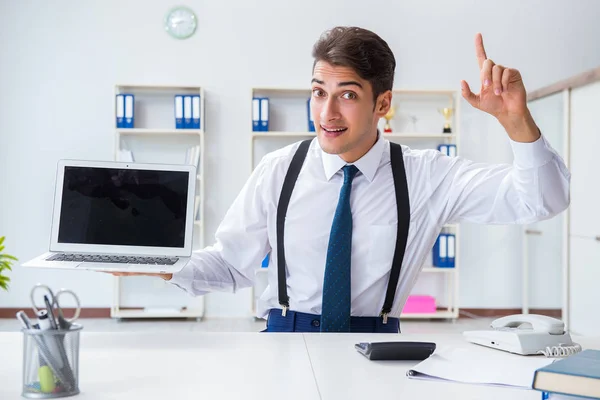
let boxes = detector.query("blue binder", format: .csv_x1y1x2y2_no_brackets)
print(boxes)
174,95,184,129
124,94,134,128
116,94,125,128
307,98,315,132
432,234,448,267
192,95,201,129
183,95,192,129
260,98,269,131
252,98,260,132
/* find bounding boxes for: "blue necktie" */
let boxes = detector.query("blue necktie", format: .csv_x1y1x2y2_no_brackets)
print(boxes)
321,165,359,332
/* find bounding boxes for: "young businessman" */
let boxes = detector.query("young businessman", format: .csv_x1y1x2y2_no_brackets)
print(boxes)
114,27,570,333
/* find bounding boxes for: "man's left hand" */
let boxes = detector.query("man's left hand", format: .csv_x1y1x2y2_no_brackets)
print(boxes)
461,33,540,143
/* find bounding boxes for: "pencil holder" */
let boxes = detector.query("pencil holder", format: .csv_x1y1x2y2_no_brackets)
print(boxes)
21,324,82,398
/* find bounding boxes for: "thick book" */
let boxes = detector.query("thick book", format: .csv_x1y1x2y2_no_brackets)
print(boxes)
533,349,600,398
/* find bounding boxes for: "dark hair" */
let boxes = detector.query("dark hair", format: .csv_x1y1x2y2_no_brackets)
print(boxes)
312,26,396,103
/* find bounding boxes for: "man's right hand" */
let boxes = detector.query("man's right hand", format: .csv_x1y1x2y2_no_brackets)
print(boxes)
108,272,173,281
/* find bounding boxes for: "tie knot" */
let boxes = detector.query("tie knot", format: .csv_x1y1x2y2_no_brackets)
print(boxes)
342,165,359,184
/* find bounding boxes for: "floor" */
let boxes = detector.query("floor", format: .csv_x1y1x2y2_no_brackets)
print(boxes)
0,316,495,333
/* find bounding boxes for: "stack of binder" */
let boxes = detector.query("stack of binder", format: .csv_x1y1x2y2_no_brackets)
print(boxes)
252,97,270,131
115,94,135,128
175,95,201,129
432,233,455,268
437,144,457,157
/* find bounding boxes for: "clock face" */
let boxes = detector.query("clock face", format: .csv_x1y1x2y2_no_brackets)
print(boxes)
164,7,197,39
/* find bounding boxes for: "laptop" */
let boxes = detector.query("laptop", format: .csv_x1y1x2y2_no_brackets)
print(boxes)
23,159,197,273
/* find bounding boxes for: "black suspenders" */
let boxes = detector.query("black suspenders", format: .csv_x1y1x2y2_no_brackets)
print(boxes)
276,139,410,322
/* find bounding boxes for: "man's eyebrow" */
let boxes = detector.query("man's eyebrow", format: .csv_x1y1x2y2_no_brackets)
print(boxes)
338,81,363,89
310,79,363,89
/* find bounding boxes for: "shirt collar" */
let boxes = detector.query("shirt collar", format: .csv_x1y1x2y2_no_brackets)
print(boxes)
320,131,385,182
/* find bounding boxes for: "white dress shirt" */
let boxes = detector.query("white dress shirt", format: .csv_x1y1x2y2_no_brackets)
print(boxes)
169,133,570,319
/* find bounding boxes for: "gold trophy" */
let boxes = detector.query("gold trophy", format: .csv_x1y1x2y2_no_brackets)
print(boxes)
383,106,396,134
438,108,454,133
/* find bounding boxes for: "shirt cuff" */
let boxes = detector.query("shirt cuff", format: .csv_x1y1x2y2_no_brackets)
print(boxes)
167,262,195,292
509,134,555,169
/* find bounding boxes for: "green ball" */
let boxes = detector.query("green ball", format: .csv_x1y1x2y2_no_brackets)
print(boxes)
38,366,56,393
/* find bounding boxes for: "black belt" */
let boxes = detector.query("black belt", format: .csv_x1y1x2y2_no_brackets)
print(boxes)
276,139,410,323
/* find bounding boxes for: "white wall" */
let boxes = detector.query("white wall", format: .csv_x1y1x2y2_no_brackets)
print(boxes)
1,0,599,317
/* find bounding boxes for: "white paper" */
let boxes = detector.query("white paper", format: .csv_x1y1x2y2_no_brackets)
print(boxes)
407,346,554,389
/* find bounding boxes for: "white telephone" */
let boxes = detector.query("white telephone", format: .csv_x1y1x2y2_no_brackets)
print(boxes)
463,314,582,357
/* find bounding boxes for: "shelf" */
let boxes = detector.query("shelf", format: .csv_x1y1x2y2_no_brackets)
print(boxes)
422,267,456,273
383,133,456,139
111,308,204,319
116,84,202,91
400,310,458,319
252,87,311,95
252,131,316,138
392,89,457,95
117,128,203,136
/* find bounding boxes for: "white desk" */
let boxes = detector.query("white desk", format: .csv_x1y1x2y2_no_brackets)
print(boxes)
1,332,598,400
0,332,319,400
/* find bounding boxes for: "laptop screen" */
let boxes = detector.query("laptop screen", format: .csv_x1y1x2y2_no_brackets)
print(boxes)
57,166,189,248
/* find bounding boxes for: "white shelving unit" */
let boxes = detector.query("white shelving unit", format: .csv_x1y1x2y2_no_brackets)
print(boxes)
249,87,460,320
111,84,206,320
388,89,461,320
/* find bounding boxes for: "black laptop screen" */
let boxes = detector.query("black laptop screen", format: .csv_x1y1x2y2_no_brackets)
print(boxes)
57,166,189,248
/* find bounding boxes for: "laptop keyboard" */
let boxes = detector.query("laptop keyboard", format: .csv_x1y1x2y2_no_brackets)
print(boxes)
46,254,179,265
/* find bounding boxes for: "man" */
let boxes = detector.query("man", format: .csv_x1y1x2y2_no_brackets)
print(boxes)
115,27,570,333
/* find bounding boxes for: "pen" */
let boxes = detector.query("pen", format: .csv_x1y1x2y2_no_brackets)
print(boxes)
43,295,59,330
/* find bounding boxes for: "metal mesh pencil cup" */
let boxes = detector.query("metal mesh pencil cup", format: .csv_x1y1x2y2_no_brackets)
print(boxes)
21,324,82,398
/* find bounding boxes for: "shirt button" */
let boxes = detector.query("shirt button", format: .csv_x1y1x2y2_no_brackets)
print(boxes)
311,319,320,327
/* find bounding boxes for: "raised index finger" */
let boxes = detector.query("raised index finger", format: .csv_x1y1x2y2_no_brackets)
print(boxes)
475,33,487,70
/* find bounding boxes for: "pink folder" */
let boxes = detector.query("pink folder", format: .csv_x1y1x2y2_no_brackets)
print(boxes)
402,295,436,314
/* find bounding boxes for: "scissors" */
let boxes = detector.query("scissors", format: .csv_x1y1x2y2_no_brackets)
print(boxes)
30,283,81,329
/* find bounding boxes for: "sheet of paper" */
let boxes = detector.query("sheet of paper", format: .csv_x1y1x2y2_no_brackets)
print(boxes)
407,346,555,389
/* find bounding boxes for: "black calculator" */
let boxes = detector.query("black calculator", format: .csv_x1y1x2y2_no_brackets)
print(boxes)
354,341,436,361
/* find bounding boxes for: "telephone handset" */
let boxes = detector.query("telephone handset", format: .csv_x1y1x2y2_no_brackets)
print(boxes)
463,314,582,357
490,314,566,335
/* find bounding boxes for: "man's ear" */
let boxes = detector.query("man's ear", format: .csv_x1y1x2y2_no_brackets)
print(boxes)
375,90,392,118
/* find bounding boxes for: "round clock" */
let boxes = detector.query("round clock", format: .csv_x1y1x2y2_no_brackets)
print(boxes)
164,6,197,39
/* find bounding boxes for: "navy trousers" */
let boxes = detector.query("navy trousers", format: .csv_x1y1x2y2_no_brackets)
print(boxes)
263,309,400,333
